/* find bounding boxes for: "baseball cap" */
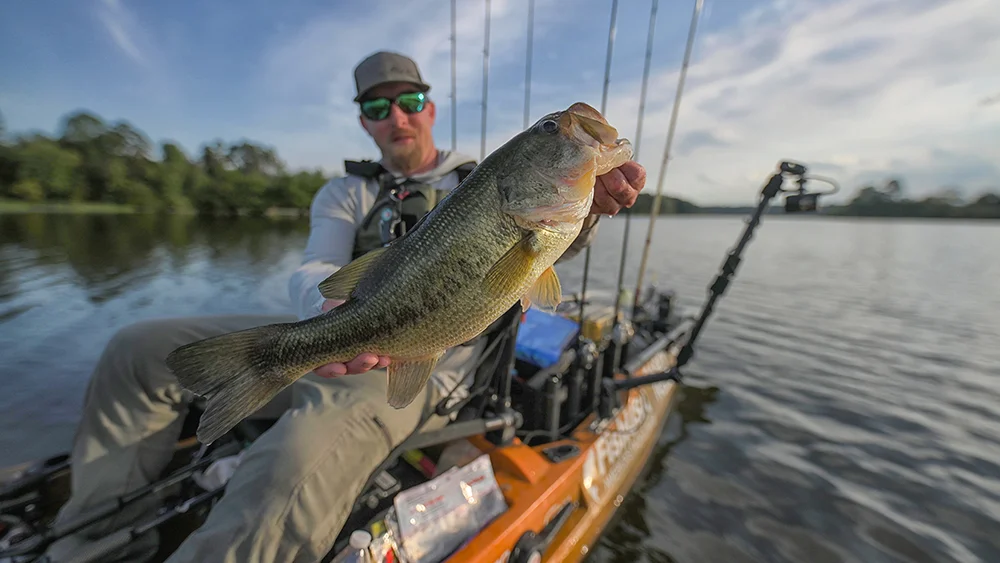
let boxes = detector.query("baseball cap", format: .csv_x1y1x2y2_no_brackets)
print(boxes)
353,51,432,102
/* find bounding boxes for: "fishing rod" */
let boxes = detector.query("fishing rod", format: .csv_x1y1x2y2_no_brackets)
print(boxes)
587,0,707,428
631,0,705,318
606,0,660,376
450,0,457,152
0,439,241,558
575,0,617,330
480,0,491,161
566,0,619,423
55,485,226,563
523,0,535,130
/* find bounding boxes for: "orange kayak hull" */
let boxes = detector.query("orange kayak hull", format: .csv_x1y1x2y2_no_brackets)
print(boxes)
446,348,679,563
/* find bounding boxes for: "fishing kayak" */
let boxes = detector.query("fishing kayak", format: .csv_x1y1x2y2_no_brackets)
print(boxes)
0,285,694,563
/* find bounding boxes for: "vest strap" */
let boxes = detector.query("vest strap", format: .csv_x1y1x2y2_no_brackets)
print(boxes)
347,158,478,259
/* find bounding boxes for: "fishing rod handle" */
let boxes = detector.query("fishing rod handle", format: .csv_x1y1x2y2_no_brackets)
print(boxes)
58,528,132,563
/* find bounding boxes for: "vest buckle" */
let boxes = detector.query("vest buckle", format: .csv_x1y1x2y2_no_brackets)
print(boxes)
378,201,404,245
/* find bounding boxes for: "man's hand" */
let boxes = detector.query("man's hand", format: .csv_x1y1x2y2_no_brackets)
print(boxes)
592,160,646,216
314,298,391,378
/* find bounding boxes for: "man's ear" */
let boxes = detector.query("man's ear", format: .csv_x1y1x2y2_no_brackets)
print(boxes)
426,99,436,121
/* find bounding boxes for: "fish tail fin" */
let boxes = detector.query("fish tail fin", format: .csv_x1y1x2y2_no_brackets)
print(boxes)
165,324,298,444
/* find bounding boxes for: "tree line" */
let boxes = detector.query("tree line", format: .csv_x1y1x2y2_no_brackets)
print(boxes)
1,108,996,219
824,179,1000,219
0,109,328,216
677,178,1000,219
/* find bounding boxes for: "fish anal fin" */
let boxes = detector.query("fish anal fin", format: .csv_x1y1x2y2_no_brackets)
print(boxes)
526,266,561,312
317,247,387,300
386,354,442,409
484,233,542,298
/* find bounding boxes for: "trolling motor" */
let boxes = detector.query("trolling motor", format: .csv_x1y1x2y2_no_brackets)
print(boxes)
676,160,839,367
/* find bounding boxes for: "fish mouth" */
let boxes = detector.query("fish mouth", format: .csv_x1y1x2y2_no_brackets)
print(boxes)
532,102,632,225
559,102,620,148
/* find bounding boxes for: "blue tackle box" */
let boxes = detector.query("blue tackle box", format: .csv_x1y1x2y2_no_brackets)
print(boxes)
514,308,580,369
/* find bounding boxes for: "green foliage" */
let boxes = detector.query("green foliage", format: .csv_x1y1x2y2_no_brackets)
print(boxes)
0,109,330,215
826,177,1000,219
629,192,701,215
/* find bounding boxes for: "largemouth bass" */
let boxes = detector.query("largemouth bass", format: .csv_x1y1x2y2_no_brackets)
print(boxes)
165,102,634,444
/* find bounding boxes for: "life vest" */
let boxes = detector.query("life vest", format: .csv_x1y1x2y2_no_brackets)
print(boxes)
346,159,477,260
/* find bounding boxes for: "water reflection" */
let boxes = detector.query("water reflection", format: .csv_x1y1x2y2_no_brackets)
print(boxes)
0,212,311,470
594,384,720,563
0,213,309,306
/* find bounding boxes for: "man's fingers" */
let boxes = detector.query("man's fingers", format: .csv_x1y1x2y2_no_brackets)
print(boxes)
603,168,639,207
322,298,346,312
315,363,347,378
592,181,623,216
619,160,646,192
344,353,380,373
315,354,392,379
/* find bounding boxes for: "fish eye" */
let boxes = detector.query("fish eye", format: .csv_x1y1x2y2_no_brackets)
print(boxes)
541,119,558,133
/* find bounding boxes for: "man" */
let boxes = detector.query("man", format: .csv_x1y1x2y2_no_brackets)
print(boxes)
43,51,645,562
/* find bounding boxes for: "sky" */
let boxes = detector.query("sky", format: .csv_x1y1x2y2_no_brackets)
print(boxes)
1,0,998,206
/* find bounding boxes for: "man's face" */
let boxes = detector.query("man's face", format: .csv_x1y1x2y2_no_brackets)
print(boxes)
358,82,437,172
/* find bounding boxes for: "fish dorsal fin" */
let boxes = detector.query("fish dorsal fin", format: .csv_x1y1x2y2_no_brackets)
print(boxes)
386,353,442,408
484,232,544,298
317,247,387,300
526,266,561,312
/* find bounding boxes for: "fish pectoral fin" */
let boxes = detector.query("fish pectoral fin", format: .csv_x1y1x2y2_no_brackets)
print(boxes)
484,233,542,298
317,247,387,300
525,266,562,312
386,354,442,409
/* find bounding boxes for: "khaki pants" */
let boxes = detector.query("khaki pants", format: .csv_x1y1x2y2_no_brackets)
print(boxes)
45,314,480,563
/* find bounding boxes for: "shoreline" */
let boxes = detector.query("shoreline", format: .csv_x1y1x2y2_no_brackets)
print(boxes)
1,199,996,221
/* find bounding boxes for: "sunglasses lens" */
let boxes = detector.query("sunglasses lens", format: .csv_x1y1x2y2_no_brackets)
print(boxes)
360,92,425,120
361,98,390,120
397,92,425,114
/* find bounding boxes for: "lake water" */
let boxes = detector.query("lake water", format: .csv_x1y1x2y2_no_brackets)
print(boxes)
1,211,998,563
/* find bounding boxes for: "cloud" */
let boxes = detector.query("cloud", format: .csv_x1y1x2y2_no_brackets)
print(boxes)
676,129,732,157
249,0,553,169
252,0,999,205
96,0,147,67
600,0,1000,205
8,0,980,209
89,0,182,114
